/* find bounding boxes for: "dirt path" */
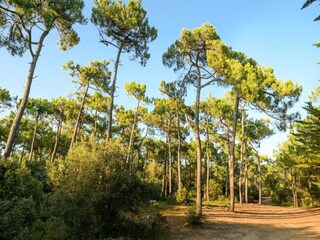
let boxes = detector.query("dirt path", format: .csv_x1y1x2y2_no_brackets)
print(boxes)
164,203,320,240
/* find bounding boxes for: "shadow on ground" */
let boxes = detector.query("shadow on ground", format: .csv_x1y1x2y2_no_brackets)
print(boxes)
164,204,320,240
169,220,320,240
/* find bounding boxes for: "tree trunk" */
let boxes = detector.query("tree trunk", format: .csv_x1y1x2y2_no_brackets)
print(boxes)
195,76,202,215
176,110,182,192
107,43,124,141
225,126,230,198
239,107,245,204
51,118,62,162
229,95,239,212
291,168,298,207
244,150,249,203
28,112,39,161
168,124,172,197
205,117,210,202
162,149,167,198
257,154,262,205
3,30,49,160
69,83,90,150
127,101,140,167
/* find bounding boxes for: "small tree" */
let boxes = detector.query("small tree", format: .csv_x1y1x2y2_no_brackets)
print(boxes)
63,60,111,150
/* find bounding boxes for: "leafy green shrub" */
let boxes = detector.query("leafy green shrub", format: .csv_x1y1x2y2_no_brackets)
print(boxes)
205,179,223,201
176,186,188,204
47,140,164,239
0,159,46,240
185,207,205,226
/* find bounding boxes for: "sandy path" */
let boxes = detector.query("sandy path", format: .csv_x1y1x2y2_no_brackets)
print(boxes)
164,201,320,240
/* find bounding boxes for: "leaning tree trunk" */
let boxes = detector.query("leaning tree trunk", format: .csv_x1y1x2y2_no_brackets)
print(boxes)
3,30,49,160
195,75,202,215
69,83,90,150
229,95,239,212
107,43,124,141
51,118,62,162
28,112,40,161
127,101,140,167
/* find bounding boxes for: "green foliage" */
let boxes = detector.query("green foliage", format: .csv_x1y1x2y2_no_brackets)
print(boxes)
185,207,205,226
0,87,13,112
0,159,47,240
0,0,86,55
205,179,223,201
46,140,164,239
92,0,157,66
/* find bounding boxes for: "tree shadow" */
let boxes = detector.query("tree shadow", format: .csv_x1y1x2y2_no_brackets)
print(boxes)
165,205,320,240
168,218,320,240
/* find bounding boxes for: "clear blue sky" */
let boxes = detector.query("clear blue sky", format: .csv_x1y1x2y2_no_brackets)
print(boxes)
0,0,319,157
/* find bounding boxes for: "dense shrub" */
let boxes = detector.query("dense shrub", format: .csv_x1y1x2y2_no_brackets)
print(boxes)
46,140,164,239
185,207,205,226
0,159,46,240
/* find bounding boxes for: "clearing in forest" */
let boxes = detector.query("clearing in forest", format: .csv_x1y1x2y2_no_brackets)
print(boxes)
163,200,320,240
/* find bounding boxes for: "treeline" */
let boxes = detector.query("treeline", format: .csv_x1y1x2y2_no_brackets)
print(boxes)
0,0,319,239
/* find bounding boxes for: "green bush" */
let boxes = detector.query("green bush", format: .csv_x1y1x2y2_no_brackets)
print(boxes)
0,159,46,240
185,207,205,226
205,179,223,201
47,140,164,239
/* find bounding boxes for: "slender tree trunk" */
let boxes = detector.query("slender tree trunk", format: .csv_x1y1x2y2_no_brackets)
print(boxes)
229,95,239,212
51,119,62,162
168,123,172,197
239,107,245,204
28,112,39,161
19,145,25,165
176,110,182,192
225,126,230,198
206,117,210,202
257,154,262,205
291,169,298,207
69,83,90,150
127,101,140,167
195,76,202,215
244,150,249,203
107,43,124,141
162,149,167,198
3,30,49,160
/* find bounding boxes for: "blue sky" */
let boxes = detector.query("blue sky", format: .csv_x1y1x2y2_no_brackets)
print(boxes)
0,0,319,157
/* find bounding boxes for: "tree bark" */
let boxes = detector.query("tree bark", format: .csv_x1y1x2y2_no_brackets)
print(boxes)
195,74,202,215
107,43,124,141
28,112,39,161
3,30,49,160
51,118,62,162
127,101,140,167
162,148,167,198
244,150,249,203
168,122,172,197
229,95,239,212
205,117,210,202
176,110,182,192
69,83,90,150
239,107,245,204
257,154,262,205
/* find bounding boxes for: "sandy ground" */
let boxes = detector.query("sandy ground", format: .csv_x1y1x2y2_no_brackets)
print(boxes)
163,198,320,240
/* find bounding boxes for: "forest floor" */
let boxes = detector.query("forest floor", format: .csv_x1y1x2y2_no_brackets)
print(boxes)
162,197,320,240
